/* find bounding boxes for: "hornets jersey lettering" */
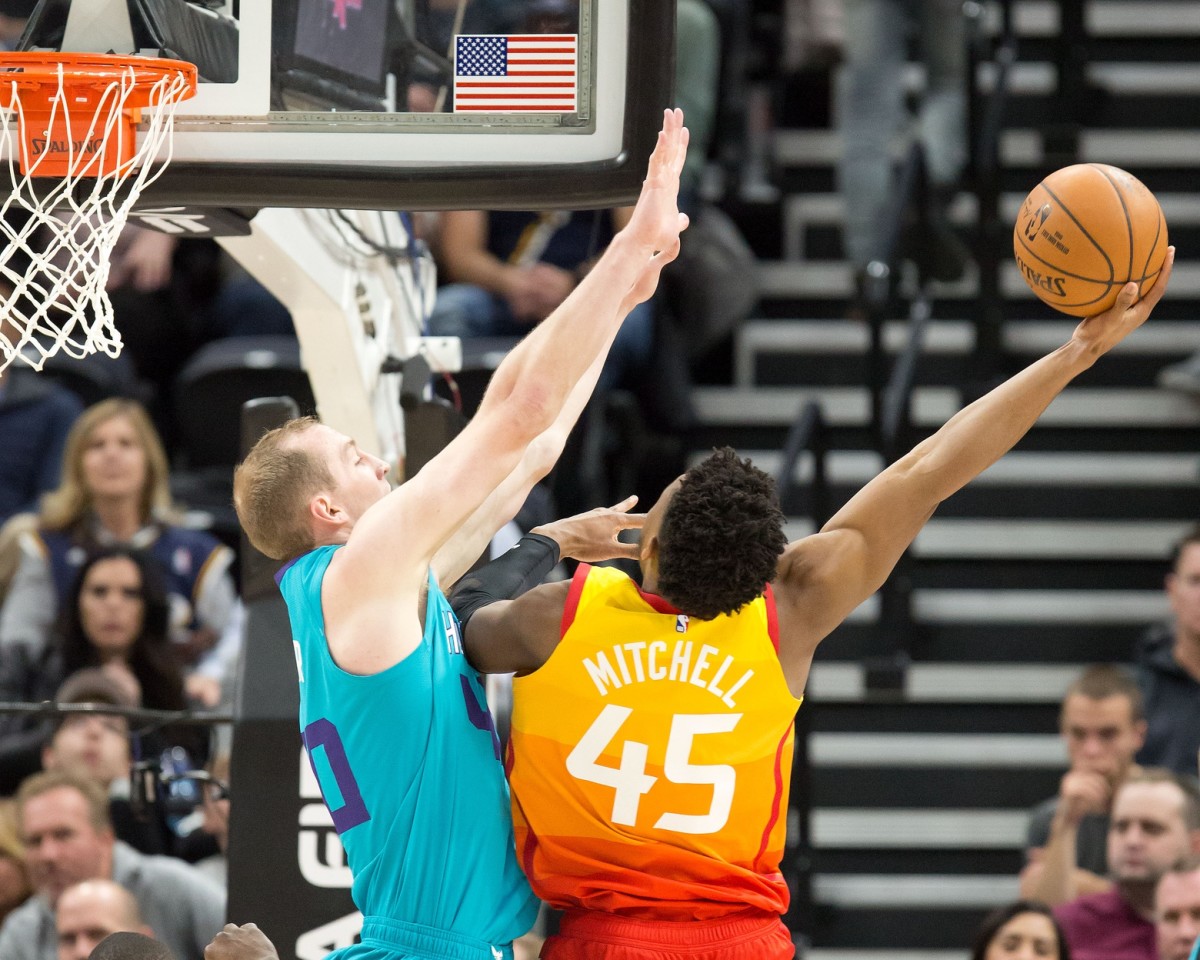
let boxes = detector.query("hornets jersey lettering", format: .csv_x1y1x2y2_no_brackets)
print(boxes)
278,546,538,956
508,563,803,921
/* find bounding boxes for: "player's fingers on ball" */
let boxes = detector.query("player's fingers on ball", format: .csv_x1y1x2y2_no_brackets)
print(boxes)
1146,246,1176,301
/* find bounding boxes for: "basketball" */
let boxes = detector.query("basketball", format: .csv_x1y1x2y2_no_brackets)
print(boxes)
1013,163,1168,317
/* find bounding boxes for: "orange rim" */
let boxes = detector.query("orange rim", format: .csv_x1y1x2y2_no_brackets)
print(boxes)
0,53,197,177
0,51,197,108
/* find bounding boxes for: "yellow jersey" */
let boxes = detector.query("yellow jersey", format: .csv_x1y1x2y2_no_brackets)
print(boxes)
508,563,802,920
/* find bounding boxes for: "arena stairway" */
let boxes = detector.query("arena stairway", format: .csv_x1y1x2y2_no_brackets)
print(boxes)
696,0,1200,955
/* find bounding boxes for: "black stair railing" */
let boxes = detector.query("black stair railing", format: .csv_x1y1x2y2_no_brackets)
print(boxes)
774,399,829,951
965,0,1018,387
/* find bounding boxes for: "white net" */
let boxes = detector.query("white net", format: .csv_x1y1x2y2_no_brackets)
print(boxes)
0,60,194,374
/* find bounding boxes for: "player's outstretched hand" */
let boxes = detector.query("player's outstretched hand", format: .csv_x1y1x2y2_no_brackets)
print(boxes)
623,108,690,256
531,495,645,562
1073,246,1174,356
204,923,281,960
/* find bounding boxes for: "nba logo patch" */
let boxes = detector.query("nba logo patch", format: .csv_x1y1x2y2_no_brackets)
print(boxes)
676,614,689,633
443,610,463,655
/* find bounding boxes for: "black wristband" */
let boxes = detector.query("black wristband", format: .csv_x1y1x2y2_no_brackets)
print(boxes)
449,533,561,629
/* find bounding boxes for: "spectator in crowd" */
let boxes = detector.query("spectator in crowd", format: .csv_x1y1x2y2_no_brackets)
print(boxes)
1054,769,1200,960
970,900,1071,960
429,207,695,513
102,228,224,444
0,799,32,924
429,207,656,396
0,399,240,706
0,665,137,797
0,512,37,608
0,547,196,759
1134,526,1200,776
1021,665,1147,905
0,305,83,524
1155,856,1200,960
0,769,224,960
90,931,176,960
0,0,34,49
836,0,970,292
55,878,153,960
30,669,175,857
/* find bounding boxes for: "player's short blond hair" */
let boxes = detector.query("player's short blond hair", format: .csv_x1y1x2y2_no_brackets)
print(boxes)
233,417,335,561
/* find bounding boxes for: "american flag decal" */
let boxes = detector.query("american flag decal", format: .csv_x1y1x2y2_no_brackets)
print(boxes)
453,34,578,113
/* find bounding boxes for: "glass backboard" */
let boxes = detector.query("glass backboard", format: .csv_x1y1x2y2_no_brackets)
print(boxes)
7,0,676,210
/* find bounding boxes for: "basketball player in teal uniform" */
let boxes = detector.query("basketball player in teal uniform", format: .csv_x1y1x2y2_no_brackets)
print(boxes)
232,111,690,960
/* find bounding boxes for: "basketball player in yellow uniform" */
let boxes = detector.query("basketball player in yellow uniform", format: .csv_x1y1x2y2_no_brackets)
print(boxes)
455,250,1175,959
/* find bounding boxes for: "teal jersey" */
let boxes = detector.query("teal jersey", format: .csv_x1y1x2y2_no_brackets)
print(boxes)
278,546,538,958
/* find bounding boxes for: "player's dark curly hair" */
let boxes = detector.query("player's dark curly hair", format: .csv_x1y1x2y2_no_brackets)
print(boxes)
656,448,787,620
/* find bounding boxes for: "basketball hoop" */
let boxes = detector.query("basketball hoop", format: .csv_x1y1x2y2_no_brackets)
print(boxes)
0,53,197,373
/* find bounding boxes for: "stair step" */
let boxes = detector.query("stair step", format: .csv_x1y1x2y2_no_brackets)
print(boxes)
813,767,1062,809
813,873,1019,908
821,620,1137,662
733,319,1200,386
775,127,1200,170
808,662,1083,702
834,588,1166,625
813,810,1028,848
1010,0,1200,37
811,733,1065,767
694,385,1200,428
808,953,965,960
754,259,1200,302
715,449,1200,487
779,517,1188,559
782,191,1200,261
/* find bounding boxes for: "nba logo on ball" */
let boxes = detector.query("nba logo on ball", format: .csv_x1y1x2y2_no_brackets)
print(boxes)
1013,163,1168,318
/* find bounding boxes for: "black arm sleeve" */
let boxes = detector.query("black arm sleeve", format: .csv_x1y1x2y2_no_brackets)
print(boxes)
448,533,561,629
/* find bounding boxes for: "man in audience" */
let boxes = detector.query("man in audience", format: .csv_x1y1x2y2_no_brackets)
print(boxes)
35,669,172,857
1135,526,1200,776
1021,664,1147,905
90,931,176,960
0,769,223,960
0,666,136,797
1054,769,1200,960
1155,856,1200,960
55,878,152,960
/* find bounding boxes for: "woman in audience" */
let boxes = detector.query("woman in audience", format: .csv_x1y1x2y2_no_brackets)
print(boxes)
0,398,239,705
0,799,31,924
0,546,206,779
971,900,1071,960
0,546,187,711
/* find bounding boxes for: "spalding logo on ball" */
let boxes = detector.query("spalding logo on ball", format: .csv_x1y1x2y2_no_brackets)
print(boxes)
1013,163,1168,317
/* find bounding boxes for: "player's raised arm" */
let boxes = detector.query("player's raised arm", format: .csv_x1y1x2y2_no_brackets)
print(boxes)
340,110,688,580
432,342,614,588
774,249,1176,664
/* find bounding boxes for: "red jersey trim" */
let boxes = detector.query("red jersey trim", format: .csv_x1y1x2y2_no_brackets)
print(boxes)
764,583,780,653
561,563,590,637
755,721,793,863
635,585,682,615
